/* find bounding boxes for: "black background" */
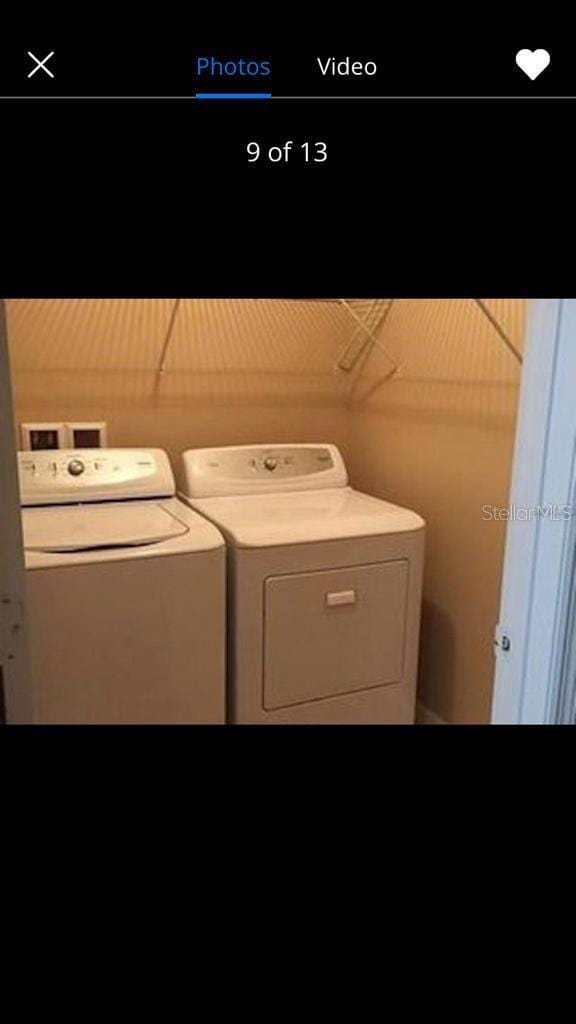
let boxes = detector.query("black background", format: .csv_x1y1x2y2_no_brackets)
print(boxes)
0,32,572,296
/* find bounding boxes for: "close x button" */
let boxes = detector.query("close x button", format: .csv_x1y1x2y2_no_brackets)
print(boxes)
27,51,55,79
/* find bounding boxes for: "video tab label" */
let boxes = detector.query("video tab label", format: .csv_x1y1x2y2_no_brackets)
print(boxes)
316,56,378,77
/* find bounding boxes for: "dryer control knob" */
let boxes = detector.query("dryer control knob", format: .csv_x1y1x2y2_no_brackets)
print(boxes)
264,457,278,471
68,459,85,476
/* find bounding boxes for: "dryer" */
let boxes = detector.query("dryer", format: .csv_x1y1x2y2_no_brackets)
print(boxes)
180,444,425,724
20,448,225,724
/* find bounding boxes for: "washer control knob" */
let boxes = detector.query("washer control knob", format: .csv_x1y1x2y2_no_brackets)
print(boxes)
68,459,85,476
264,457,278,471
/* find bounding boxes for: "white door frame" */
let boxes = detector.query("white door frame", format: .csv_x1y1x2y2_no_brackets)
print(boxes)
492,299,576,724
0,299,33,723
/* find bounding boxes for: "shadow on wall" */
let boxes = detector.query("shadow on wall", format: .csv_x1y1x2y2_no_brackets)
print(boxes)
346,299,525,725
348,408,515,724
418,600,456,725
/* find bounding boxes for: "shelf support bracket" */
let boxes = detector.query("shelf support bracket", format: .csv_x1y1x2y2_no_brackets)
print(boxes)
474,299,523,365
336,298,399,374
154,298,182,390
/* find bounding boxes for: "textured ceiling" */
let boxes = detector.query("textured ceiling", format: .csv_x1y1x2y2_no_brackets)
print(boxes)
6,299,383,373
6,298,525,407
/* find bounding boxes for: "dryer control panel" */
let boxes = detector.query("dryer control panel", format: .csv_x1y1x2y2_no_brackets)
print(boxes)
18,449,175,505
182,444,348,497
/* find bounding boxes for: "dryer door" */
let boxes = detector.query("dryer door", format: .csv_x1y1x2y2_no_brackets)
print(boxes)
263,560,408,710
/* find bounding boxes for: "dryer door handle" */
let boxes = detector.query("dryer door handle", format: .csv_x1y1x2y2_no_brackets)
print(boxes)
325,589,357,608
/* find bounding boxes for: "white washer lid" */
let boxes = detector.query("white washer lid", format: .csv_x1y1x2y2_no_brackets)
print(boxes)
22,503,188,553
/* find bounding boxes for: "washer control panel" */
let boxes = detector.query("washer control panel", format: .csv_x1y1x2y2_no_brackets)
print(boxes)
18,449,175,505
182,444,348,497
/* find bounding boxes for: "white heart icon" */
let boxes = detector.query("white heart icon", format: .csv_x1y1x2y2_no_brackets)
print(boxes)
515,48,551,80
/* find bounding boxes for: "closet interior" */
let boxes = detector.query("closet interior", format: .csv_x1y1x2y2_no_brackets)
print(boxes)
6,298,524,723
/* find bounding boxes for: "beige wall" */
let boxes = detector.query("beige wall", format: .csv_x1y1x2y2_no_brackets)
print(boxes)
6,299,353,471
346,300,524,723
9,376,350,489
6,298,524,724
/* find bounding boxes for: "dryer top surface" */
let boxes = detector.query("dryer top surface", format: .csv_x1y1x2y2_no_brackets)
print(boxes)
186,487,425,548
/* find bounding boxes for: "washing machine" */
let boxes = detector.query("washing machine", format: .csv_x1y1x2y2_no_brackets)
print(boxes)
180,444,425,724
19,448,225,724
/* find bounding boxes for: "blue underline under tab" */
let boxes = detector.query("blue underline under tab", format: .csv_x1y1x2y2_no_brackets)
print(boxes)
195,92,272,99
